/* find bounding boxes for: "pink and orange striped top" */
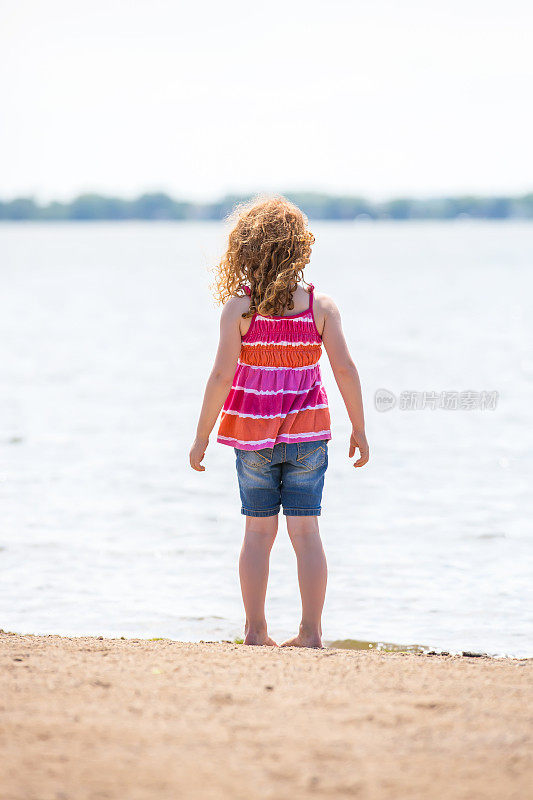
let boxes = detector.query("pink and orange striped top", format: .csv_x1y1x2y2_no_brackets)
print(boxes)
217,284,332,451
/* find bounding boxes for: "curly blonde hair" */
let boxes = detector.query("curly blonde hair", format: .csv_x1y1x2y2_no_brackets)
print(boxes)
210,195,315,318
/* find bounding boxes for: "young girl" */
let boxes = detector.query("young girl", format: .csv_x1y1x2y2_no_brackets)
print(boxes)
189,196,369,648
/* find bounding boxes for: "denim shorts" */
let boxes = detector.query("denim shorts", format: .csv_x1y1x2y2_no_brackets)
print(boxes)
234,440,329,517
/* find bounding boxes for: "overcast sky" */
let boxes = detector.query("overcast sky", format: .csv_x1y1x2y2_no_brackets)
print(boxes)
1,0,532,201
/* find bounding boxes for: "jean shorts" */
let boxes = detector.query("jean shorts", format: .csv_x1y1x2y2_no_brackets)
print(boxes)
234,440,329,517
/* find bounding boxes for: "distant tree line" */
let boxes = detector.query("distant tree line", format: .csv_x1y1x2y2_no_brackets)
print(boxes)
1,191,533,221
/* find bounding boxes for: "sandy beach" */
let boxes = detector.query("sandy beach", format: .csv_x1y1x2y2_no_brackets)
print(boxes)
1,633,531,800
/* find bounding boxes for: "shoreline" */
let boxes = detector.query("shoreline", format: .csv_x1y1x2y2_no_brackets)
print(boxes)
3,628,528,659
2,632,531,799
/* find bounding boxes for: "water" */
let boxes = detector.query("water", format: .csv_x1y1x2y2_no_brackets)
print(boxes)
1,221,532,656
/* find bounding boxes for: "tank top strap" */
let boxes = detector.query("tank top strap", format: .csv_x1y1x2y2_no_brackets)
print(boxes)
240,284,251,296
307,283,314,310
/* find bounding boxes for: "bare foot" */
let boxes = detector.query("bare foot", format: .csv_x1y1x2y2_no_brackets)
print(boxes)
243,630,278,647
281,631,323,649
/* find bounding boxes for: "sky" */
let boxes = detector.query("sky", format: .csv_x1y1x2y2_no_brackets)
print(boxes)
1,0,533,202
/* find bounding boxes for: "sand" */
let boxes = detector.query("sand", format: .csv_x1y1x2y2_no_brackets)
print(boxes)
1,633,531,800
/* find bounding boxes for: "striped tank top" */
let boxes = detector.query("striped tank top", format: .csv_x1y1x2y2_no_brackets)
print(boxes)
217,284,332,451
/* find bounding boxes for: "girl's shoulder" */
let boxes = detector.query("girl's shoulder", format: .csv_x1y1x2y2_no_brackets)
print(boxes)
313,291,338,313
224,293,251,312
312,290,338,317
221,294,253,340
311,291,340,337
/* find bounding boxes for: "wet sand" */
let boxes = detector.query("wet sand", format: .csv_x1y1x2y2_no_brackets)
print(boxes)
1,633,531,799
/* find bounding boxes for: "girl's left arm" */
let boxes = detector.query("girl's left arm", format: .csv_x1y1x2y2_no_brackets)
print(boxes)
189,299,243,471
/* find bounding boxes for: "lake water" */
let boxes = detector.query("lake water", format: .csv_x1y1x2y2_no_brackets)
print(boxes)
1,221,532,656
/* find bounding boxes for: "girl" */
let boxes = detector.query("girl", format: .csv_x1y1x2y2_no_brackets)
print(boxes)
189,196,369,648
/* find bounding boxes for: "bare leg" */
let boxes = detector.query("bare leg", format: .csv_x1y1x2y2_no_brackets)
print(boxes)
239,515,279,646
282,516,327,648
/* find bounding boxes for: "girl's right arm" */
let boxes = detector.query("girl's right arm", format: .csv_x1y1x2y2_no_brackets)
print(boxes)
319,295,369,468
189,298,244,471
